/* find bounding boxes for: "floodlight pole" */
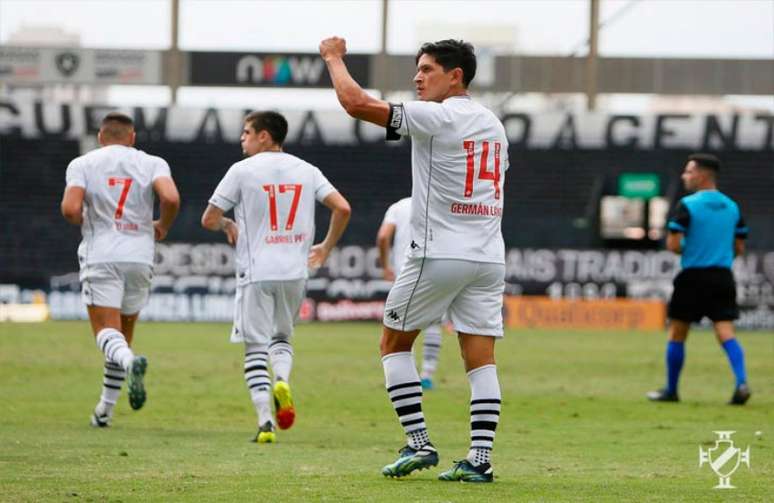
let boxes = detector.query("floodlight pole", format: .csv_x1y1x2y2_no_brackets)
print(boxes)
168,0,182,104
377,0,389,98
586,0,600,111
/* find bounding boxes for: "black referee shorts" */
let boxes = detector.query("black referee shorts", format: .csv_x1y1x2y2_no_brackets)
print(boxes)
668,267,739,323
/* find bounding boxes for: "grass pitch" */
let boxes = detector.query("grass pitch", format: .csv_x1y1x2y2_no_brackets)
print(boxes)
1,321,772,502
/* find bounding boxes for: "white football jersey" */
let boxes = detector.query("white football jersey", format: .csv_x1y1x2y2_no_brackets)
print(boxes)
381,197,412,275
208,151,336,284
65,145,172,267
393,96,508,264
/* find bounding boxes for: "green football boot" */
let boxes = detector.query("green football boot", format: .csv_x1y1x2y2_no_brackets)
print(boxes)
127,356,148,411
382,443,439,478
438,459,494,483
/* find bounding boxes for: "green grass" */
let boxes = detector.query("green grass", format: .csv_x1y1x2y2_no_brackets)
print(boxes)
1,322,772,502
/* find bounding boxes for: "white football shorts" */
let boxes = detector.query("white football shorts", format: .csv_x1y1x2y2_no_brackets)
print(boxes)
80,262,153,315
231,280,306,345
383,257,505,337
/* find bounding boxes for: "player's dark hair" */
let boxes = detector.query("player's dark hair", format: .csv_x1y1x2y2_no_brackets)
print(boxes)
244,111,288,146
100,111,134,140
101,111,134,127
416,39,477,88
688,153,721,173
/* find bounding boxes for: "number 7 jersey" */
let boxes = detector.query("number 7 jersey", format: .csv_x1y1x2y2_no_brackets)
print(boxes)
392,95,509,264
65,145,172,267
208,151,336,284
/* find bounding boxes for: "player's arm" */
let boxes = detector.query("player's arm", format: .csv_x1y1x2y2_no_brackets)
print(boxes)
734,212,748,257
320,36,390,127
152,176,181,241
665,200,689,255
309,191,352,268
201,204,238,246
734,238,745,257
666,232,683,254
376,222,396,281
60,186,85,225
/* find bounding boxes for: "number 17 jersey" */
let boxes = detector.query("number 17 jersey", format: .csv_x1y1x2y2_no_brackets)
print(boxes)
208,151,336,284
393,95,508,264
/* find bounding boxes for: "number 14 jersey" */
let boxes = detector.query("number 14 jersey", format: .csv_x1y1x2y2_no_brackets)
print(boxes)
393,96,508,264
209,151,336,284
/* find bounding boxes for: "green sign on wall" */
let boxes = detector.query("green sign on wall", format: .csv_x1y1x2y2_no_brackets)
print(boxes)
619,173,660,198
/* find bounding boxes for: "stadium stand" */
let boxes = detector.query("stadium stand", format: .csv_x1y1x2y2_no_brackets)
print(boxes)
2,134,773,288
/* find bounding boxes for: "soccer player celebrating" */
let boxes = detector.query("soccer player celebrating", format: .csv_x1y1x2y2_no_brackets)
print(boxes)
60,112,180,427
377,197,443,390
321,37,508,482
201,111,351,443
647,154,751,405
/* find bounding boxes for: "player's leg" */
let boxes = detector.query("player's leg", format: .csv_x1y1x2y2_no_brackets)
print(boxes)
420,323,442,390
438,333,498,483
89,312,138,427
87,304,134,369
648,270,695,402
120,313,139,345
659,320,689,400
709,269,750,404
82,264,144,421
234,283,275,442
647,320,689,402
87,303,126,427
438,262,502,483
381,326,439,477
243,341,274,442
380,257,456,477
118,264,153,411
84,264,149,370
715,321,750,404
269,280,305,430
381,327,424,453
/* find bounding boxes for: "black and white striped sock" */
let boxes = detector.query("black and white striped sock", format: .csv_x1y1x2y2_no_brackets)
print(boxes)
467,364,501,467
268,338,293,383
95,328,134,371
382,352,430,449
420,324,442,380
96,360,126,416
244,343,272,426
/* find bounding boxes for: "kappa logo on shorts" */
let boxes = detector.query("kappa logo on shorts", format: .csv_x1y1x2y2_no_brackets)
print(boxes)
387,310,400,322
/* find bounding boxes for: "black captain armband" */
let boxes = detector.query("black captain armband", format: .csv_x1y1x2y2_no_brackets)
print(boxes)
385,103,403,141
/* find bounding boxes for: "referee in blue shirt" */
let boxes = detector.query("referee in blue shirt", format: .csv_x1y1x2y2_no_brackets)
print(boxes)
647,154,751,405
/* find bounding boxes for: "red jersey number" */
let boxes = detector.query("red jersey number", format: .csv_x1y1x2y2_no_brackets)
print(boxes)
108,177,133,220
262,184,303,231
463,140,501,200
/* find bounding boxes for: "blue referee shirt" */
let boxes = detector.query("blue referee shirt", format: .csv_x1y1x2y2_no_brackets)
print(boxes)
667,190,748,269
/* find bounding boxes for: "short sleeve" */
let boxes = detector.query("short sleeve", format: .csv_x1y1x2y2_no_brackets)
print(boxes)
65,159,87,188
500,142,510,173
152,157,172,181
208,165,241,212
735,213,749,239
667,200,690,233
391,100,450,139
382,202,399,226
313,166,336,203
